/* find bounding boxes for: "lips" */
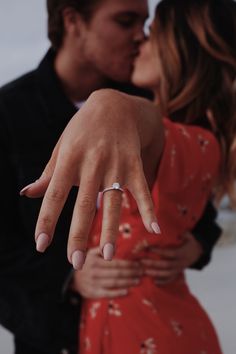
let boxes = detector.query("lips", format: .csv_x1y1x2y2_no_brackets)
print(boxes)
130,50,140,60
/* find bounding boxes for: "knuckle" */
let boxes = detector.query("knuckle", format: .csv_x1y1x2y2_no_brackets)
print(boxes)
78,195,96,214
46,187,66,202
103,226,117,236
161,271,170,277
107,198,121,211
90,260,99,268
162,261,169,268
70,233,87,247
167,251,175,258
111,279,119,287
129,154,142,170
115,269,123,277
93,145,107,162
38,214,53,228
143,201,153,213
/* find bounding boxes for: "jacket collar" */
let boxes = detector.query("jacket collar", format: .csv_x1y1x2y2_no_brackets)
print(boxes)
35,47,152,126
35,48,77,127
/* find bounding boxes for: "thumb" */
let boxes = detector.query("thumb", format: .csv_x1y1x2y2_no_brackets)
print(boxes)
20,139,60,198
19,173,51,198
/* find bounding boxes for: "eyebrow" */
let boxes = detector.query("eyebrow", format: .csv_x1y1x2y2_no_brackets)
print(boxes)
112,11,149,20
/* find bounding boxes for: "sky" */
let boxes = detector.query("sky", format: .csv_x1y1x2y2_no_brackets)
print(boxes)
0,0,159,86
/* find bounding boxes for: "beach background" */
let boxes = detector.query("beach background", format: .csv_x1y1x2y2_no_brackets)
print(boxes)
0,1,235,353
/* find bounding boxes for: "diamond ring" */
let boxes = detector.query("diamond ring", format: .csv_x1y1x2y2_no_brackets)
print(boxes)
102,182,124,194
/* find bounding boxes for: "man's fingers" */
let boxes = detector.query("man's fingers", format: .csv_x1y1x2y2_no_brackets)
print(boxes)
98,277,140,288
100,189,123,260
155,274,180,286
149,247,178,260
91,288,128,299
145,269,179,278
90,265,143,279
141,258,178,271
91,257,140,270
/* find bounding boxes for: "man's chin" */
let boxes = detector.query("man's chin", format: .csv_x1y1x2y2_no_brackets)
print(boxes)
110,71,133,84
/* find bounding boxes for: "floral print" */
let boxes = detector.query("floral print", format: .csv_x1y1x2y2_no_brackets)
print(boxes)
79,119,222,354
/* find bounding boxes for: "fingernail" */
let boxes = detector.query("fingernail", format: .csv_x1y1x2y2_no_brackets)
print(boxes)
102,243,114,261
36,233,49,252
71,250,85,270
151,222,161,234
20,180,38,196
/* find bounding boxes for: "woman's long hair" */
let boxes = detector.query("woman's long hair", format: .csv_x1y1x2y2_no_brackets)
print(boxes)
153,0,236,204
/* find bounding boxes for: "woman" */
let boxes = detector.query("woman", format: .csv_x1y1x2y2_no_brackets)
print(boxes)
22,0,236,352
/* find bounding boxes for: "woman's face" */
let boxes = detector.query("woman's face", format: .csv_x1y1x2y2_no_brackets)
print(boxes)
131,31,160,93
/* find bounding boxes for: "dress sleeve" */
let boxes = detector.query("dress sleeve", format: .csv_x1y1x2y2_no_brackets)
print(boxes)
159,118,221,195
151,119,222,242
162,121,222,267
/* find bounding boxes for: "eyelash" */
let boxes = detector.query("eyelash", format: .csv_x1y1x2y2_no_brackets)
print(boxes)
116,19,136,28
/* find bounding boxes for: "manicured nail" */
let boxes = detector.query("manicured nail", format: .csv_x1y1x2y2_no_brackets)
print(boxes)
71,250,85,270
151,222,161,234
36,233,49,252
102,243,114,261
20,180,37,196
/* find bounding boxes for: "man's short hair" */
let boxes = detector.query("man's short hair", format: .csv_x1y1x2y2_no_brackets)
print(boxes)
47,0,102,50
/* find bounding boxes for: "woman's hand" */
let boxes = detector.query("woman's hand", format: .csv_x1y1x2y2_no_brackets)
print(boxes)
21,89,163,269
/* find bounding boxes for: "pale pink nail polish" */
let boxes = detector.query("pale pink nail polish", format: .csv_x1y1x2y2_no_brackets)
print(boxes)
151,222,161,234
20,181,37,196
36,233,49,252
71,250,85,270
102,243,114,261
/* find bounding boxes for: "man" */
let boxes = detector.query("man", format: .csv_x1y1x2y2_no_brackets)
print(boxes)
0,0,221,353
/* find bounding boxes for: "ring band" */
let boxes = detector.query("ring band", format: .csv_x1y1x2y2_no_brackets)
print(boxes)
102,182,124,194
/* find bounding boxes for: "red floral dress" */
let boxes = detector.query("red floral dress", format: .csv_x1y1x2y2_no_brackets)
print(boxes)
79,119,223,354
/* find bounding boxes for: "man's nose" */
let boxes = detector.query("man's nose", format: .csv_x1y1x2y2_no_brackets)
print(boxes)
133,26,146,44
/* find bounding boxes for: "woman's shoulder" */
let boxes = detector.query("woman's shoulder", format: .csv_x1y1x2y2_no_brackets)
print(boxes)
163,118,220,152
159,118,221,186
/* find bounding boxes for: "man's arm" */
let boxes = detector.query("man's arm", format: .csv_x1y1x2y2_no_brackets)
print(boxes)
190,201,222,269
0,100,80,354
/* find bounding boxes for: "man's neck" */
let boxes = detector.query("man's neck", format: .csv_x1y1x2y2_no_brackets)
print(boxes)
54,49,109,102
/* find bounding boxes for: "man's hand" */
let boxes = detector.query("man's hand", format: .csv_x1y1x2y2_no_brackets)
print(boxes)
71,232,203,298
141,232,203,285
71,247,143,298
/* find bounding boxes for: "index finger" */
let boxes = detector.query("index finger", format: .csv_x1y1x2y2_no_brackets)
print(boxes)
34,159,75,252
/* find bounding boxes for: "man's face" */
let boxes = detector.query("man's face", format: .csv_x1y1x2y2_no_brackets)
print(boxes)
77,0,148,83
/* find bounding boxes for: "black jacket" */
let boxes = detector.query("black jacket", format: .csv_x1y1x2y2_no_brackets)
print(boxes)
0,49,221,354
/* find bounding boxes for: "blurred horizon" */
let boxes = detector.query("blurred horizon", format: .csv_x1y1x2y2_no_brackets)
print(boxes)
0,0,159,86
